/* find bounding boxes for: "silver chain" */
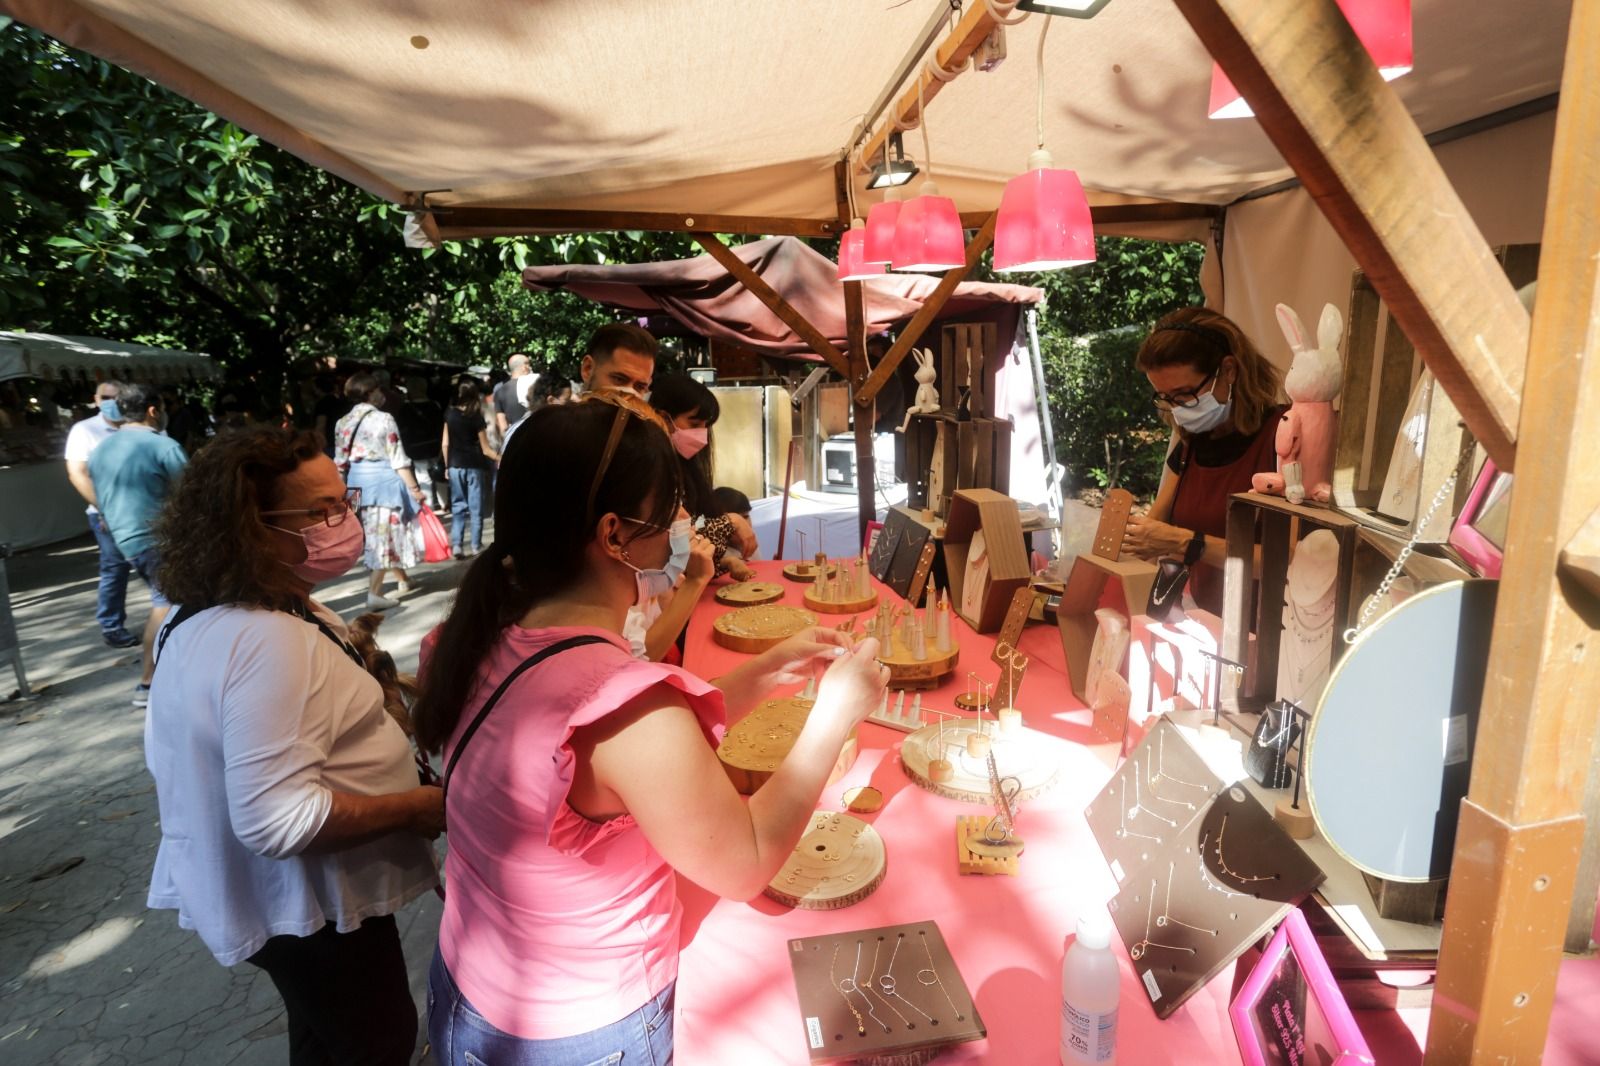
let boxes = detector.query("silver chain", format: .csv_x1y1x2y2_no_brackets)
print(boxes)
1341,434,1477,645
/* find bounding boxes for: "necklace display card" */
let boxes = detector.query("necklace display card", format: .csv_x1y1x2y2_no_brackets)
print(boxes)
1107,785,1325,1020
785,919,986,1063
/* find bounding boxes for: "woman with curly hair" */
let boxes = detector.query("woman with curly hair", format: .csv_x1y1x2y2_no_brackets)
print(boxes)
145,427,443,1066
334,372,427,610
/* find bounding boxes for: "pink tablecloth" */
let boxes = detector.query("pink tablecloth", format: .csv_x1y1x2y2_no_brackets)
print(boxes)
672,561,1600,1064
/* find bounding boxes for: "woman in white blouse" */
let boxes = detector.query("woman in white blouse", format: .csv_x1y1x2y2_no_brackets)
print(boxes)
145,426,443,1066
334,372,427,610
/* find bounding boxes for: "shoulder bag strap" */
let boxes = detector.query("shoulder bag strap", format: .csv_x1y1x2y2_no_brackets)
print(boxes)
153,603,207,669
441,634,610,800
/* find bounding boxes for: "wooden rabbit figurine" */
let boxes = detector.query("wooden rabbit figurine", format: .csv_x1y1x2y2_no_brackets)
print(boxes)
1252,302,1342,505
896,347,942,432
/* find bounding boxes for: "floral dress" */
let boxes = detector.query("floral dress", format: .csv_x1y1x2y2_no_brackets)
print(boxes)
334,404,424,570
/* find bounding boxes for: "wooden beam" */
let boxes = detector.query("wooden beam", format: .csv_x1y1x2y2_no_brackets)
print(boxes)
857,2,1001,175
855,213,998,407
837,160,877,543
1424,1,1600,1061
426,207,841,239
957,202,1224,231
1172,0,1528,471
688,233,849,378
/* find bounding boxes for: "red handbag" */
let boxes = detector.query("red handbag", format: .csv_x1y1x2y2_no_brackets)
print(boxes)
416,503,452,564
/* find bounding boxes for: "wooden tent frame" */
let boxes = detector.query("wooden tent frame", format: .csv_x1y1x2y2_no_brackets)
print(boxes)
12,0,1598,1059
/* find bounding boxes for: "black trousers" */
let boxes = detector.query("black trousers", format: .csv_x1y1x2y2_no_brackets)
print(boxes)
247,914,418,1066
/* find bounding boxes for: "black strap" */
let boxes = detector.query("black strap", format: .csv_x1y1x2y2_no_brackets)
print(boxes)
338,410,372,471
441,635,609,801
155,601,366,672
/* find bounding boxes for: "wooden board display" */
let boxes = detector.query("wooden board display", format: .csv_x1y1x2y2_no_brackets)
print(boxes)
990,586,1035,668
875,625,960,691
764,811,886,910
900,719,1063,803
716,580,786,606
785,920,986,1064
717,696,859,794
1107,784,1326,1020
783,561,837,584
1093,488,1135,561
713,604,817,653
942,488,1031,632
956,815,1021,877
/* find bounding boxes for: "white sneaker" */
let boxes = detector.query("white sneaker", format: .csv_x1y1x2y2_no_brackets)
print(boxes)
395,581,417,597
366,593,400,611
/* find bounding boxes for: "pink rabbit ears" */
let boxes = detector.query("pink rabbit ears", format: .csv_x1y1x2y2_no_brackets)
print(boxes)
1275,302,1343,354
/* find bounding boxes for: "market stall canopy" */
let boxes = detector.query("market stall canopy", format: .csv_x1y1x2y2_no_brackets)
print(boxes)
0,0,1570,235
0,332,220,385
522,237,1042,358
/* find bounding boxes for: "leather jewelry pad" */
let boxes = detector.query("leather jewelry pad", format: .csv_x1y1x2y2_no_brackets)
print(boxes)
1093,488,1135,561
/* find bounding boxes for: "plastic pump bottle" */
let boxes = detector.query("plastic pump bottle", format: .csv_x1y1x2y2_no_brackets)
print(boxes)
1060,914,1120,1065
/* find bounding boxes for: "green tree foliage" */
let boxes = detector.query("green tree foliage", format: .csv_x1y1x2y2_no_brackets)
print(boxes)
999,237,1207,498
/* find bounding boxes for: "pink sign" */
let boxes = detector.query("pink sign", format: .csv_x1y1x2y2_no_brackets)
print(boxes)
1230,909,1374,1066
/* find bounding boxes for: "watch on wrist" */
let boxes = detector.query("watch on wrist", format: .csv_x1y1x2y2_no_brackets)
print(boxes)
1182,529,1207,567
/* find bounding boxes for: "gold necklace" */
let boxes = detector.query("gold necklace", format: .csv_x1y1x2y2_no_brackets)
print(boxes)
1212,813,1281,884
916,930,966,1022
830,942,866,1036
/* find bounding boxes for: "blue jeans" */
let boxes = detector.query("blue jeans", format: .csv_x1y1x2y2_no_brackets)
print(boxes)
88,512,131,634
427,949,674,1066
448,467,488,553
128,547,170,608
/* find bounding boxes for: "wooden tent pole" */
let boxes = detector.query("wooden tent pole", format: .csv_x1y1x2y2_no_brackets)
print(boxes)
855,213,997,408
688,234,850,378
1171,0,1527,471
1423,2,1600,1059
835,161,877,544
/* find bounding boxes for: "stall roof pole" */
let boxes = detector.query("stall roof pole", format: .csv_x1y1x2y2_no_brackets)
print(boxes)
1425,1,1600,1059
1173,0,1527,472
836,161,877,545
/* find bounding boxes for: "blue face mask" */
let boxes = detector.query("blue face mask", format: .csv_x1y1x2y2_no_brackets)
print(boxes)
622,518,693,608
99,399,123,422
1169,383,1233,435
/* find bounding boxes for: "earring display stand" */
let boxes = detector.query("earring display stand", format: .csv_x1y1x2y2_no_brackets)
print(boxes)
874,626,960,691
785,920,986,1064
764,811,887,911
715,580,786,606
717,696,859,795
1107,784,1326,1020
713,603,817,653
900,716,1063,803
783,560,838,584
803,560,880,615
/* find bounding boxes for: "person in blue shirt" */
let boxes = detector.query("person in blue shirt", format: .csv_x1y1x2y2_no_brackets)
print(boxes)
88,382,188,706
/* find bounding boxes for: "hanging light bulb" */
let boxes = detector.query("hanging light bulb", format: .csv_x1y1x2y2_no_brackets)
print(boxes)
837,219,886,281
1208,0,1412,119
994,15,1096,272
864,186,903,265
892,179,966,272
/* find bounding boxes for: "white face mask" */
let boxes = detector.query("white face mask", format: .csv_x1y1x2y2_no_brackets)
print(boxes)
1170,383,1233,434
619,518,692,608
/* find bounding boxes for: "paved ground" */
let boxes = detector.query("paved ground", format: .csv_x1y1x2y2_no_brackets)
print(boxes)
0,533,472,1065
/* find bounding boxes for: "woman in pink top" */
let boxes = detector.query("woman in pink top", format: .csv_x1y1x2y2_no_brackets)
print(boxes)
413,392,886,1064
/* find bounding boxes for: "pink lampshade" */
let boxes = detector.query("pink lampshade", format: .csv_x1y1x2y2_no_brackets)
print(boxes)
837,220,886,281
994,150,1096,272
863,190,902,264
891,181,966,272
1209,0,1412,119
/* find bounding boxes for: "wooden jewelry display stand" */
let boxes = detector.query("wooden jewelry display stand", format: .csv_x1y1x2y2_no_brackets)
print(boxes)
717,696,859,794
900,715,1062,803
783,560,836,583
715,580,786,606
712,603,816,653
803,557,879,615
764,811,886,910
875,625,959,691
956,816,1021,877
784,920,986,1064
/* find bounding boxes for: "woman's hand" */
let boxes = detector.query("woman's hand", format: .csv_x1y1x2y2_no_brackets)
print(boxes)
750,625,856,688
683,532,715,584
1122,513,1191,561
408,484,427,505
726,514,759,558
407,785,445,839
813,637,889,729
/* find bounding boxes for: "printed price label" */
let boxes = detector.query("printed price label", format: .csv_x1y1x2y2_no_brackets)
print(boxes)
1442,714,1469,766
806,1016,823,1049
1109,858,1125,883
1142,968,1163,1001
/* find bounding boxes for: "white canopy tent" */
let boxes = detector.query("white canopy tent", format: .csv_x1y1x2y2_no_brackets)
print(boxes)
0,332,220,386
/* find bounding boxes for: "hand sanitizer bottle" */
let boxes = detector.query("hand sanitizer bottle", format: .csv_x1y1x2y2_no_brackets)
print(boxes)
1061,914,1119,1065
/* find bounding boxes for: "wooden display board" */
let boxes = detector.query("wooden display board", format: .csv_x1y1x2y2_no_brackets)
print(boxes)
941,488,1030,633
764,811,886,910
1057,552,1158,704
1093,488,1135,561
717,696,859,794
783,561,836,584
716,580,786,606
875,624,960,691
900,719,1063,803
869,508,934,602
713,604,817,653
785,920,985,1063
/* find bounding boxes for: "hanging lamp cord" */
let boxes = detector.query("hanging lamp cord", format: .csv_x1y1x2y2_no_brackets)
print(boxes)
1035,14,1053,149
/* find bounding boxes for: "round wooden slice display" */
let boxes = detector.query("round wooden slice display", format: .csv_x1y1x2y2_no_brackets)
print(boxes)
763,811,887,910
803,587,879,615
714,580,786,606
875,629,959,690
716,696,858,794
782,561,836,583
900,720,1064,803
711,604,816,654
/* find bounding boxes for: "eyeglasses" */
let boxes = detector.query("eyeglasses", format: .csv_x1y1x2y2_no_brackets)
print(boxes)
1152,370,1218,411
261,488,362,528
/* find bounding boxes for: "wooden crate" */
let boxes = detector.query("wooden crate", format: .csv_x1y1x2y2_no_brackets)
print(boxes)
1056,552,1158,704
899,412,1012,518
1332,244,1539,541
1347,526,1471,632
943,488,1031,633
939,321,999,417
1220,493,1360,715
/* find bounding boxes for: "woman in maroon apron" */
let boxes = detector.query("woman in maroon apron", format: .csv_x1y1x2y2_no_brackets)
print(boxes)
1121,308,1286,614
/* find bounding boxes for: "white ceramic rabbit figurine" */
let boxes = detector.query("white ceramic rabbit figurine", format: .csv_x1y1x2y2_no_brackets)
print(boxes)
1251,302,1343,505
896,347,942,432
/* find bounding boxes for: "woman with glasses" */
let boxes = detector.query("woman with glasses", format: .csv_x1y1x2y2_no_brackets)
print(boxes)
144,428,444,1066
1123,307,1286,612
334,371,428,610
412,393,887,1065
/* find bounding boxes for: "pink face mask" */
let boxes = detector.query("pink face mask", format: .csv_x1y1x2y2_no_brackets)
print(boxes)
671,426,709,459
272,516,366,584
